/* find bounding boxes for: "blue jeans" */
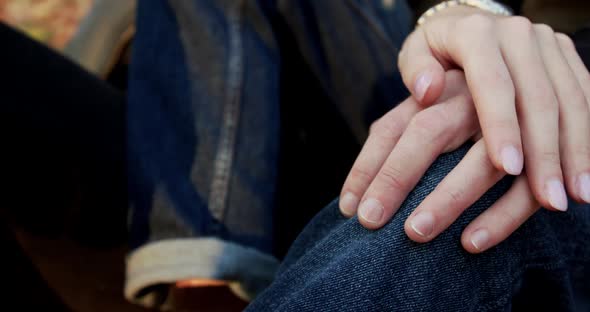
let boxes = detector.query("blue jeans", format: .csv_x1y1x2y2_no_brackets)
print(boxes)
126,0,411,306
246,144,590,311
126,0,590,310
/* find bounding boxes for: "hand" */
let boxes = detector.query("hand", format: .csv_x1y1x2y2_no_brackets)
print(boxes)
398,6,590,211
339,70,539,252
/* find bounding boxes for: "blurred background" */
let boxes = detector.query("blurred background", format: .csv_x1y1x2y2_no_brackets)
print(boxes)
0,0,92,49
1,0,132,89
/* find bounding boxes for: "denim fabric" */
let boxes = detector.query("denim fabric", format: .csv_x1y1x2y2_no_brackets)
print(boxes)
126,0,412,307
247,144,590,311
126,0,282,305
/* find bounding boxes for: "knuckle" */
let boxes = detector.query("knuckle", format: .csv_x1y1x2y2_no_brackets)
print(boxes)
378,165,409,193
451,94,476,120
409,108,448,142
370,118,404,141
482,118,517,135
480,67,514,97
534,101,559,118
556,33,575,50
565,88,589,112
533,23,554,36
452,15,496,54
458,14,495,33
426,102,454,120
438,185,466,206
496,209,521,232
398,29,422,73
578,72,590,92
503,16,534,35
531,92,559,113
539,149,561,166
573,143,590,161
398,31,413,57
349,166,374,183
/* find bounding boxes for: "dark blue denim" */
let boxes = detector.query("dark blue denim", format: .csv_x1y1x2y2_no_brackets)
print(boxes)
246,144,590,311
126,0,590,310
125,0,412,306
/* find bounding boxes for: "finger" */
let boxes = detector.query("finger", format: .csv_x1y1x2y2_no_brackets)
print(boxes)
404,140,504,242
557,33,590,203
438,72,482,152
536,26,590,204
340,71,472,217
461,175,540,253
444,14,524,176
358,88,478,229
339,99,419,216
556,33,590,104
497,18,565,211
398,28,446,105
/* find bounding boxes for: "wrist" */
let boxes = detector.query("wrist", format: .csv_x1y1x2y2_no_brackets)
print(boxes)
416,5,492,29
426,5,493,21
417,0,512,27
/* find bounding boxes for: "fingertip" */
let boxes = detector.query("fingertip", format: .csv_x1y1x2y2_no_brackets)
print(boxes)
461,229,487,254
414,66,445,106
470,229,491,251
359,219,383,231
407,211,435,241
545,179,568,212
461,240,482,254
358,198,385,230
500,144,524,175
563,175,585,205
527,177,558,213
404,222,432,243
414,71,432,103
577,173,590,204
339,192,360,217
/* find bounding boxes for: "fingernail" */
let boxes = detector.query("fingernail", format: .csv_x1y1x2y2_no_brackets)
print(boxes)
358,198,384,224
546,179,568,211
410,211,434,237
500,145,523,175
578,173,590,204
471,229,490,251
414,72,432,102
340,193,360,217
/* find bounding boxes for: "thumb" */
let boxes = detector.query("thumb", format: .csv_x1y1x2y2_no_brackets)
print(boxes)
398,29,446,106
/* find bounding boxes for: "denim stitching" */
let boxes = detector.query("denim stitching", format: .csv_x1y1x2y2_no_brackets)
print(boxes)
208,0,245,221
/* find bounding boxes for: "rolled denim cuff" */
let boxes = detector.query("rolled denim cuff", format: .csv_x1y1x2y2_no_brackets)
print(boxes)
125,238,279,308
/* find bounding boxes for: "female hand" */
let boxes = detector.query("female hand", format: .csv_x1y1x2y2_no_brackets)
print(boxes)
340,70,540,252
398,5,590,213
339,6,590,237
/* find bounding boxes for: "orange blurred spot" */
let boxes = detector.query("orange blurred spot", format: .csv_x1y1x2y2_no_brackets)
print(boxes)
176,279,229,288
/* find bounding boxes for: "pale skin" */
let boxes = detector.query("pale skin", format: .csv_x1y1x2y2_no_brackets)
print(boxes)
339,5,590,253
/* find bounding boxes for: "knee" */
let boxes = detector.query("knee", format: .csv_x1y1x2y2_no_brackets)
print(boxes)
250,145,519,311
